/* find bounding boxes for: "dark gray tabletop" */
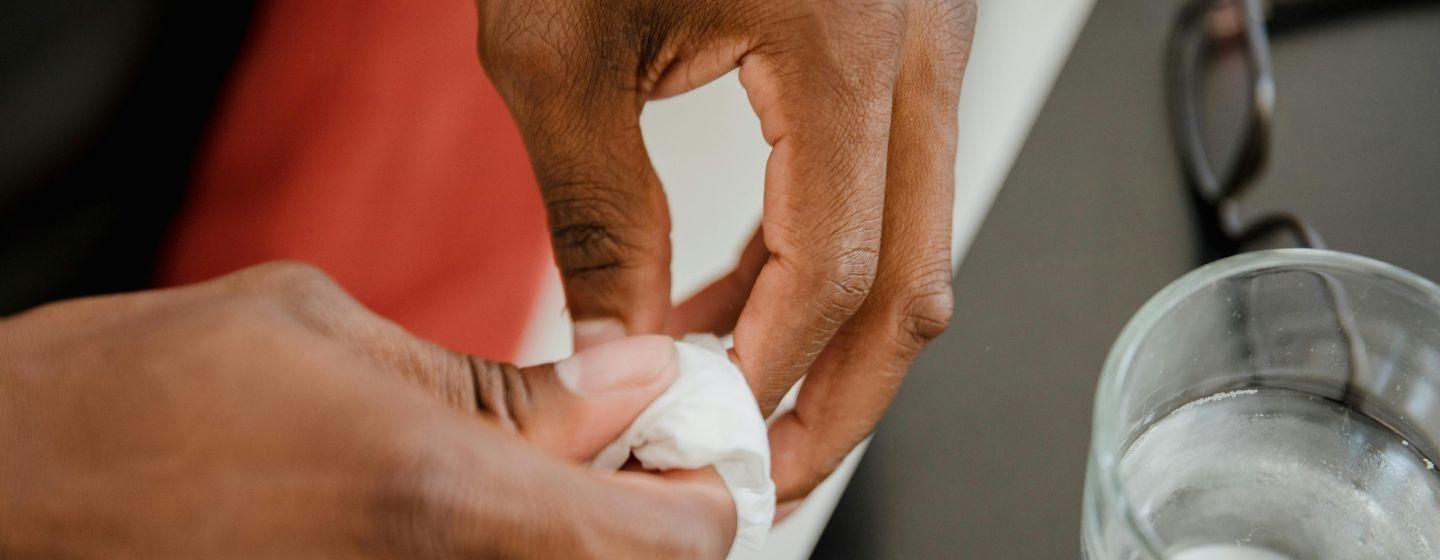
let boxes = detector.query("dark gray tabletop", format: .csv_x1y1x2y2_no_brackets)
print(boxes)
814,1,1440,557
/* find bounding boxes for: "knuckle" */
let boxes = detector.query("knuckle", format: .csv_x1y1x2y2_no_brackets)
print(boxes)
266,261,340,294
832,245,880,298
542,181,654,282
814,241,881,324
233,261,361,327
900,287,954,344
892,271,955,348
235,261,343,301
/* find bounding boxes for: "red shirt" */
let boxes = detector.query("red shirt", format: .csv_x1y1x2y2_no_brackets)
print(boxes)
159,0,550,361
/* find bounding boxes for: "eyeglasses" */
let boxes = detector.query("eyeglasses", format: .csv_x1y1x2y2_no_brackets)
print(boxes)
1168,0,1314,251
1167,0,1440,407
1166,0,1436,255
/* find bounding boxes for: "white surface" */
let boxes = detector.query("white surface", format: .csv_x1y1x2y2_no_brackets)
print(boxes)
592,335,775,558
517,0,1096,555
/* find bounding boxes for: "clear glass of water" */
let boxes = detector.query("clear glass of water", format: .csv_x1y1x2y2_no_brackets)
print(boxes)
1083,249,1440,559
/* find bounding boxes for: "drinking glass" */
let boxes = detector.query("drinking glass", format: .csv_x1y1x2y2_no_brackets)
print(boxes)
1083,249,1440,559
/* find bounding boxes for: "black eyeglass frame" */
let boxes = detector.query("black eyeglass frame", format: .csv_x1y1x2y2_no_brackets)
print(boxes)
1164,0,1440,407
1166,0,1438,255
1166,0,1326,252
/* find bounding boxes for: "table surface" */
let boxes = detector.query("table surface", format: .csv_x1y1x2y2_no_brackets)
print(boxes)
814,1,1440,557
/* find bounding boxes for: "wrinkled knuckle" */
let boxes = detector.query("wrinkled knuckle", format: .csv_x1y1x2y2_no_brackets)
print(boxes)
543,182,649,282
816,242,881,322
896,279,955,348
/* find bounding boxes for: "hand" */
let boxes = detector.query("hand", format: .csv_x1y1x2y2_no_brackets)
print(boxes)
476,0,977,500
0,263,733,558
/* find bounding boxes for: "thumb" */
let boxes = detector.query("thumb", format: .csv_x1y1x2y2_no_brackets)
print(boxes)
472,335,678,462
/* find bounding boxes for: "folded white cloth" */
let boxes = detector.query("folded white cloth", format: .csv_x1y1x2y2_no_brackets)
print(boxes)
592,334,774,557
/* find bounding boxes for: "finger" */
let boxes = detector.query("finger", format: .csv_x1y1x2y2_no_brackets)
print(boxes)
480,14,676,350
276,274,680,461
728,8,905,411
667,227,769,337
768,0,975,500
214,263,678,462
774,499,803,524
410,412,733,558
284,273,679,462
300,274,680,462
531,111,672,350
471,335,679,462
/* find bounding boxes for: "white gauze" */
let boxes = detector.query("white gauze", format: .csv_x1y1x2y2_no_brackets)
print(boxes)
591,334,774,557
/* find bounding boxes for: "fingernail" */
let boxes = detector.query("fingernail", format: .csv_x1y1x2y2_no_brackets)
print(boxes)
573,318,627,351
555,335,678,396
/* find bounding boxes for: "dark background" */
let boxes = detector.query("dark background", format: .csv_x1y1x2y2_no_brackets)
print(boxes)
0,0,253,313
816,0,1440,557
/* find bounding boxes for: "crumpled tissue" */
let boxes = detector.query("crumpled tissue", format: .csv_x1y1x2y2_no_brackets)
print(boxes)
592,334,774,557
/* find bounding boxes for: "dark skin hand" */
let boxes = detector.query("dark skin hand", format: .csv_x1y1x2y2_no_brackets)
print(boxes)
0,263,733,559
476,0,977,501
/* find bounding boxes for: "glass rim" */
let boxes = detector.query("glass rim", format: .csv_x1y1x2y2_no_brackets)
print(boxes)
1087,248,1440,556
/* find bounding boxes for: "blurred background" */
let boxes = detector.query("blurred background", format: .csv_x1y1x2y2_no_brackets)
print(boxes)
3,0,1437,557
815,0,1440,557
